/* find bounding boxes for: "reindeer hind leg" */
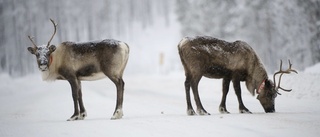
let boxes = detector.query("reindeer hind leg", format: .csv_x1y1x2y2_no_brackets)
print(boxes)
185,74,196,115
105,74,124,120
190,75,210,115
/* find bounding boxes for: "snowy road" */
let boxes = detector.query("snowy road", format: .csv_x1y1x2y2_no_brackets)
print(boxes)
0,70,319,137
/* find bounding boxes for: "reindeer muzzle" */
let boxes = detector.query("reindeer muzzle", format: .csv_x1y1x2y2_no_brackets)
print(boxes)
39,60,49,71
39,65,48,71
264,107,275,113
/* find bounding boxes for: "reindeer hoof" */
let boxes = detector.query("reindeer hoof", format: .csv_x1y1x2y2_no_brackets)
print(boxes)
219,107,230,114
240,109,252,114
197,109,210,115
67,112,87,121
67,115,80,121
78,112,87,120
111,109,123,120
187,109,196,115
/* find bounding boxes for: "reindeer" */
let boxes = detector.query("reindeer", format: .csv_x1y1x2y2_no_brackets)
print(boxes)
178,36,297,115
27,19,129,121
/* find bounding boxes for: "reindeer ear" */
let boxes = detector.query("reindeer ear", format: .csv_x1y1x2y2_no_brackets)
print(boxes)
27,47,36,54
49,45,56,52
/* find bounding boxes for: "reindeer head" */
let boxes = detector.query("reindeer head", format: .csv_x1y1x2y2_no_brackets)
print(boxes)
257,60,298,113
27,19,57,71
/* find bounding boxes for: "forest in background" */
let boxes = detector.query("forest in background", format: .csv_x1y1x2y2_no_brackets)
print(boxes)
0,0,174,76
0,0,319,77
176,0,320,72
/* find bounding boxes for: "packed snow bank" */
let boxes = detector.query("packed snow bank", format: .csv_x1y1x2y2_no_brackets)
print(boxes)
281,72,320,100
0,62,319,137
304,63,320,74
280,62,320,100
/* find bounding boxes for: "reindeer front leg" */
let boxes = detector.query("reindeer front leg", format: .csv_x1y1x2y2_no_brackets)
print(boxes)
232,79,252,114
67,78,82,121
219,78,231,114
77,80,87,120
59,68,87,121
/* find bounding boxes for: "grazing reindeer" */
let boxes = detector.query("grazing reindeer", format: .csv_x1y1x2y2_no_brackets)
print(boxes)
178,36,297,115
27,19,129,121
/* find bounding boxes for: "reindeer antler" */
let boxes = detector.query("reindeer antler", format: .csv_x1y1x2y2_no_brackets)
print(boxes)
273,60,298,93
28,35,38,48
47,18,58,47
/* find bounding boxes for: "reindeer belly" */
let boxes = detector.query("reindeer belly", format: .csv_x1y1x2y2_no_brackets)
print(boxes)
204,66,232,79
76,64,107,81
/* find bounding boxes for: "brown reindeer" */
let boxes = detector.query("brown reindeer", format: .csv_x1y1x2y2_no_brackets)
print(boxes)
27,19,129,121
178,36,297,115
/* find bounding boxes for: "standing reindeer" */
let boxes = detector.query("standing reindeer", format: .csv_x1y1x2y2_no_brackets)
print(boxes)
27,19,129,121
178,36,297,115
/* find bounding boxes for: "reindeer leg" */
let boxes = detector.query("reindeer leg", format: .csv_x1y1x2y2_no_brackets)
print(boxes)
191,75,210,115
110,76,124,120
232,79,252,114
67,78,82,121
77,80,87,120
58,68,83,121
219,78,231,114
185,74,196,115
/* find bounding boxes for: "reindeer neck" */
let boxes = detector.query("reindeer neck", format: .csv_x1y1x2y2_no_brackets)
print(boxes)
252,61,268,91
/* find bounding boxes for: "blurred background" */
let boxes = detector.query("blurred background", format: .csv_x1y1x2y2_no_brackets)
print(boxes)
0,0,319,77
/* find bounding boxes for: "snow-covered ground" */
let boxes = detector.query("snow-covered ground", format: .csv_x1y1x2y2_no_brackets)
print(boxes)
0,63,319,137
